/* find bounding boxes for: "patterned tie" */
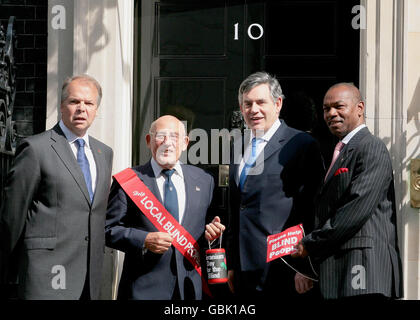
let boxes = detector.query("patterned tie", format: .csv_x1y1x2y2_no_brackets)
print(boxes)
239,137,260,190
325,141,344,181
163,169,179,222
75,139,94,202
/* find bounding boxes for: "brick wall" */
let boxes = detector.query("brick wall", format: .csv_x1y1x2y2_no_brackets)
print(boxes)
0,0,48,137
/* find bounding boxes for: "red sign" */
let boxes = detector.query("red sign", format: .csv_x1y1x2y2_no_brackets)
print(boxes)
266,224,304,262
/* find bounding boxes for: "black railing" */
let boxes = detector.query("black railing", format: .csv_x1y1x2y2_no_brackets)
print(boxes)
0,16,18,156
0,16,18,190
0,16,18,299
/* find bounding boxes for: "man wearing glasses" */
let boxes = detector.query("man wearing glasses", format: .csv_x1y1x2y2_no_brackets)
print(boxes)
105,115,225,300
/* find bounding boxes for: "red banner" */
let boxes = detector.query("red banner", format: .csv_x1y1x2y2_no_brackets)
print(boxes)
113,168,212,297
266,224,304,262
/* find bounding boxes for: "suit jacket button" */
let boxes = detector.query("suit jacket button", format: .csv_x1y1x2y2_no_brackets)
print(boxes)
240,205,246,210
85,236,89,241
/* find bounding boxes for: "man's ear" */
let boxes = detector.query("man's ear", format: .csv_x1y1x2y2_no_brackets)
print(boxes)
146,134,151,148
181,135,189,152
239,103,244,114
275,97,283,114
357,100,365,117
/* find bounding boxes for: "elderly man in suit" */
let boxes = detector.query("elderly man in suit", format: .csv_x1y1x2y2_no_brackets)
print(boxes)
293,83,403,300
0,75,113,300
226,72,324,299
105,115,225,300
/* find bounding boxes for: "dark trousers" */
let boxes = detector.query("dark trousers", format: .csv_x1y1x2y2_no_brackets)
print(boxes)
171,279,180,300
233,260,322,301
79,274,91,300
171,278,197,300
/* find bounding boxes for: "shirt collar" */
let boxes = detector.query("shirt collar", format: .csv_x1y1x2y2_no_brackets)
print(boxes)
150,157,184,179
59,120,91,148
251,118,281,142
341,124,366,144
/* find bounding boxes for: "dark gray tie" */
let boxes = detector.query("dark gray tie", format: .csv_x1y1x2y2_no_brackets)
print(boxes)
162,169,179,221
75,139,93,202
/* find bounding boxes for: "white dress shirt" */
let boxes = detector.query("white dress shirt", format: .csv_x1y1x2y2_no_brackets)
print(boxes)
341,124,367,145
150,157,186,224
236,119,281,185
59,120,97,193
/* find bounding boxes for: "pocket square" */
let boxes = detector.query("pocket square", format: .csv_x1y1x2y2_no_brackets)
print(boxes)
334,168,349,176
196,186,200,191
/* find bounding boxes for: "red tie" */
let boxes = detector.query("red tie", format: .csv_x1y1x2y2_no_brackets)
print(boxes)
325,141,344,181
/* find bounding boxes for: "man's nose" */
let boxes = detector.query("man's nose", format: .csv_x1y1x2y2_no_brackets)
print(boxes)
76,101,86,111
161,135,175,145
325,108,337,118
250,102,259,113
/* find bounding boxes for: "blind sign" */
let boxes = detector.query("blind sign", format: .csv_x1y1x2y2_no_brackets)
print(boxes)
266,224,304,262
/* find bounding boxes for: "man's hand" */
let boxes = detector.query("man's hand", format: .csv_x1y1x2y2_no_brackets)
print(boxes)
205,216,226,241
291,241,309,258
294,273,313,294
144,232,173,254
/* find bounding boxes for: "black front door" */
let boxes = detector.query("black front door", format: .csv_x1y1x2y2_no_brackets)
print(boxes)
134,0,360,223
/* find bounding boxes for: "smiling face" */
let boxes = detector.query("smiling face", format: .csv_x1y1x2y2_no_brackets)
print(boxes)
60,79,99,137
240,83,282,134
146,115,189,169
322,84,365,139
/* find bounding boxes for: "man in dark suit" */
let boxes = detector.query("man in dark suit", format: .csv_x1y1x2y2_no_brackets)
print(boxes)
0,75,113,299
105,115,225,300
293,83,403,300
226,72,324,299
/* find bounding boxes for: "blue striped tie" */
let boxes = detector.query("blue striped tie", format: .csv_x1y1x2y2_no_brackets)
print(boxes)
239,137,260,190
163,169,179,222
75,139,94,202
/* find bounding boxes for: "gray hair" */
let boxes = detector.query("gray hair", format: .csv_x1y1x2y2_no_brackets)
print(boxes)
238,71,285,106
61,74,103,106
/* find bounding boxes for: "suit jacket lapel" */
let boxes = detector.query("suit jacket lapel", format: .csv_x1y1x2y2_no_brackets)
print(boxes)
250,120,289,174
262,121,289,161
323,144,350,184
230,131,244,187
323,127,370,184
139,161,163,204
90,137,105,206
141,161,191,226
50,125,92,205
181,165,196,228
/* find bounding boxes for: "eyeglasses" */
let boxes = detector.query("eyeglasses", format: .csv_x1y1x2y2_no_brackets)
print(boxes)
150,132,180,142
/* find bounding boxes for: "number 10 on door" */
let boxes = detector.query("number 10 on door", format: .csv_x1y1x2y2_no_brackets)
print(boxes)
234,23,264,40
